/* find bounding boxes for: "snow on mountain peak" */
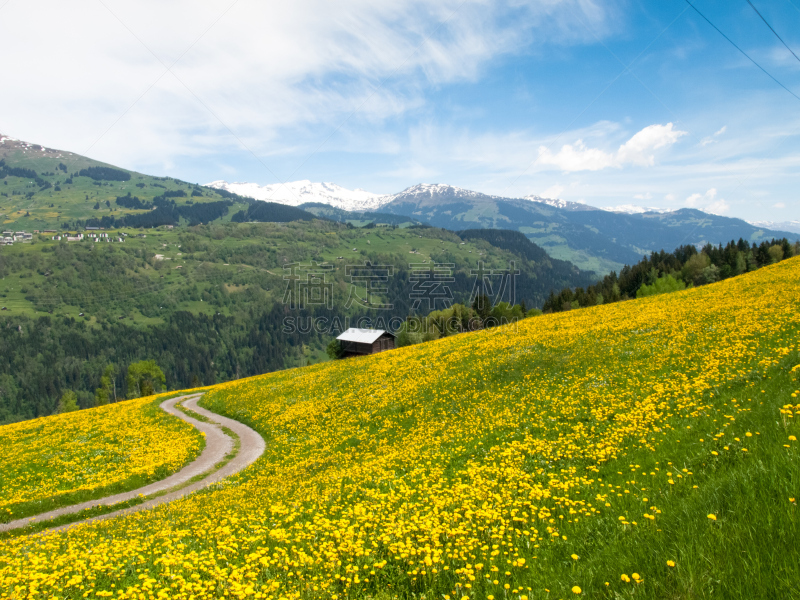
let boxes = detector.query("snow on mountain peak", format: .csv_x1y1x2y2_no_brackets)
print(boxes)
392,183,490,200
204,180,391,211
600,204,673,214
747,220,800,235
524,194,571,209
523,194,594,212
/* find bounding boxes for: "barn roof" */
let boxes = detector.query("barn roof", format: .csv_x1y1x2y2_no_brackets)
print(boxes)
336,328,393,344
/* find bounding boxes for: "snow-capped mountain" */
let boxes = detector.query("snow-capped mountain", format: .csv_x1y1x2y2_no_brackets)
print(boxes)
748,220,800,235
523,194,595,212
386,183,502,202
205,180,391,212
390,184,597,212
600,204,674,215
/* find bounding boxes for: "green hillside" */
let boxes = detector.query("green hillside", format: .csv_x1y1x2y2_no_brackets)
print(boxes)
1,255,798,599
0,135,599,423
0,136,258,230
0,220,593,423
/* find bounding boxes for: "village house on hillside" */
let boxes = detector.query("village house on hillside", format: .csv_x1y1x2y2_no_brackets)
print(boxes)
1,230,32,245
336,328,396,357
0,229,127,245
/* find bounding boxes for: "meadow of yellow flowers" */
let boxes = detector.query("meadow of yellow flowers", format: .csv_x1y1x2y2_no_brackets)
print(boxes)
0,257,799,599
0,392,203,523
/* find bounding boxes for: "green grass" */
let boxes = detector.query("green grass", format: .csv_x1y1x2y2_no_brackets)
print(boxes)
0,140,248,230
0,497,147,540
0,392,204,524
0,259,798,598
535,242,625,275
0,394,245,537
0,222,527,327
521,357,800,598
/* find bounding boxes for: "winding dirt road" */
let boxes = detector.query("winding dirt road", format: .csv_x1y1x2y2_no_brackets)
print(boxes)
0,393,265,533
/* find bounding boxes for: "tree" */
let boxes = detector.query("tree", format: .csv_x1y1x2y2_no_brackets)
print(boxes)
56,390,79,413
95,364,117,405
636,274,687,298
768,244,784,264
326,339,344,360
471,294,491,322
681,252,711,286
126,360,166,398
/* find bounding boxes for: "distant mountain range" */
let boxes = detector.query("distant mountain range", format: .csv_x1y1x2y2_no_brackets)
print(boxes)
206,180,387,211
748,220,800,235
4,127,793,280
207,180,798,274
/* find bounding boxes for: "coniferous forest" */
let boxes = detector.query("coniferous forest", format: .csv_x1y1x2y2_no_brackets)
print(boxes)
543,237,799,312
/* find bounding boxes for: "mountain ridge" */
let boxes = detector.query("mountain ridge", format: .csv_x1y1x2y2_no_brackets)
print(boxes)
2,131,795,275
201,178,800,274
206,179,389,212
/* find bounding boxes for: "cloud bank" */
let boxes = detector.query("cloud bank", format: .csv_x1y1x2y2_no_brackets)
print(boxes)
536,123,687,171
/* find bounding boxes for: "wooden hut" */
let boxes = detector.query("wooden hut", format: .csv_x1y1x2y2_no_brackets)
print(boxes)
336,328,396,357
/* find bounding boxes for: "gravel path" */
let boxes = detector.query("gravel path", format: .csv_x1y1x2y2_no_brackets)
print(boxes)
0,393,265,533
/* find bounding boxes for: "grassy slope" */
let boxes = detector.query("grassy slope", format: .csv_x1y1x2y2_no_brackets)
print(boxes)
0,391,204,523
0,222,524,325
0,137,251,230
0,258,798,599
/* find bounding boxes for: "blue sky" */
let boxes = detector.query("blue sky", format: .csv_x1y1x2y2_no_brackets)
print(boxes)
1,0,798,220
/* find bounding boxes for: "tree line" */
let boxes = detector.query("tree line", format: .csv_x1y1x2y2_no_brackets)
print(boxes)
80,198,233,229
543,238,799,312
55,360,165,413
0,159,50,189
0,160,37,180
77,166,131,181
231,201,315,223
394,295,538,348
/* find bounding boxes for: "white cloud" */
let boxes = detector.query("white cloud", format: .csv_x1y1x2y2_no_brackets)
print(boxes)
773,202,786,209
0,0,615,172
634,192,652,200
536,123,687,172
541,184,565,199
706,199,730,215
685,188,729,214
700,125,727,146
536,140,615,171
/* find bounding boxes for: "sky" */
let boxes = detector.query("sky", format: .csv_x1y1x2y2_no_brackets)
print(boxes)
1,0,799,221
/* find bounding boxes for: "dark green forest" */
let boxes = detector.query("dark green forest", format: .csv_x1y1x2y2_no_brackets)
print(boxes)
543,237,799,312
0,308,305,423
